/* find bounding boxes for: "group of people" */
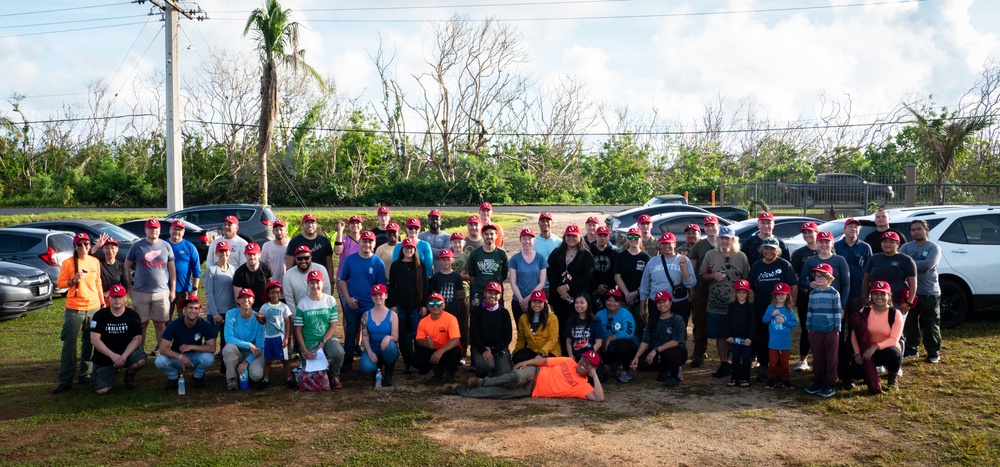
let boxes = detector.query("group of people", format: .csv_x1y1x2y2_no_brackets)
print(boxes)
52,205,940,401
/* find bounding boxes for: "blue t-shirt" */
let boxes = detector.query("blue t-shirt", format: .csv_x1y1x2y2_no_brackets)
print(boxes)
507,252,549,299
169,239,201,293
762,304,798,351
564,316,605,355
338,253,387,313
161,317,217,353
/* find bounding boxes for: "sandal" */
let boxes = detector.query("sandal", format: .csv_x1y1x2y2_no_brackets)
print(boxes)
726,380,738,387
740,380,751,387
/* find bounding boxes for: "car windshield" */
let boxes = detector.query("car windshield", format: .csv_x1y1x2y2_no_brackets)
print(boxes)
645,196,686,207
94,224,141,242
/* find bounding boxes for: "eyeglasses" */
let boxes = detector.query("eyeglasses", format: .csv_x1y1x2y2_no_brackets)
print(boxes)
75,242,90,247
626,235,640,240
427,301,444,307
295,256,311,261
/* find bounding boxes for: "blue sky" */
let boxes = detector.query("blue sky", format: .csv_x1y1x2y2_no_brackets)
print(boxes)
2,0,999,131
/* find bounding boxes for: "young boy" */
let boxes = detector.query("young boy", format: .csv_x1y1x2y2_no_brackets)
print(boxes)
804,264,842,398
447,232,472,363
429,250,463,318
256,281,296,389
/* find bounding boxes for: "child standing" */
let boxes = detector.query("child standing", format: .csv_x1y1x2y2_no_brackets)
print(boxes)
804,264,842,397
256,281,296,389
429,249,464,319
726,280,756,387
761,282,798,389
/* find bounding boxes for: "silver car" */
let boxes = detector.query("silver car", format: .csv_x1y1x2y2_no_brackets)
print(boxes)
0,227,75,294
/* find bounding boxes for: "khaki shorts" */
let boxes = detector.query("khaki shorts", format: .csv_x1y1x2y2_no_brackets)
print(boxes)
133,291,170,322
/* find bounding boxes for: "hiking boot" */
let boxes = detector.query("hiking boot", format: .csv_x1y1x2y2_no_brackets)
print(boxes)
817,387,837,398
466,376,483,388
664,377,680,388
124,370,138,389
793,360,811,372
926,354,940,364
804,383,823,395
441,383,459,395
165,378,179,390
712,363,731,378
765,380,776,390
382,365,394,387
192,377,205,389
51,383,72,394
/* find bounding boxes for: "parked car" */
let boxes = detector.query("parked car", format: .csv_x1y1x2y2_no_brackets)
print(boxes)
0,260,53,320
119,218,215,263
779,173,894,208
704,206,751,222
165,204,277,245
611,211,734,250
643,194,690,206
0,227,75,294
605,204,710,231
729,216,822,243
12,220,139,263
785,206,1000,327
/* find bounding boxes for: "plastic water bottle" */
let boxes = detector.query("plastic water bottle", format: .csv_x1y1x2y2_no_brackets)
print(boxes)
178,375,186,395
375,369,382,389
239,369,249,390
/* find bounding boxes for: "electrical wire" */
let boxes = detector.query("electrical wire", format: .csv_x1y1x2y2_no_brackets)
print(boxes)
0,21,150,39
0,2,129,18
213,0,637,14
0,14,147,30
111,24,164,101
106,18,154,97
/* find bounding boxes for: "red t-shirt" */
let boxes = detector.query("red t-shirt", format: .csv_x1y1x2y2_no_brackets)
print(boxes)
531,357,594,399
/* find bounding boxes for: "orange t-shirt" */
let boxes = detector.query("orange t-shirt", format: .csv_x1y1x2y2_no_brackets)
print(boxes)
416,311,460,349
531,357,594,399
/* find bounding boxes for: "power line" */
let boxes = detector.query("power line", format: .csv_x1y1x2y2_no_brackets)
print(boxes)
0,21,150,39
111,25,164,101
213,0,637,14
0,14,147,30
0,2,129,18
106,18,154,96
20,114,159,125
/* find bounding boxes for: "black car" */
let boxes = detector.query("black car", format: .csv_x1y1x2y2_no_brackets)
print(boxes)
166,204,277,245
610,212,734,249
119,218,215,263
0,260,53,320
729,216,823,243
12,220,140,263
605,205,711,231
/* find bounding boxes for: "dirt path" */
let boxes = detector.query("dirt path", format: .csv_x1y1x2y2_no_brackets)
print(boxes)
436,211,881,466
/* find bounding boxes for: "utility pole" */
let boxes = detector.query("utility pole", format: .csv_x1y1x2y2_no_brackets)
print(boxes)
136,0,207,213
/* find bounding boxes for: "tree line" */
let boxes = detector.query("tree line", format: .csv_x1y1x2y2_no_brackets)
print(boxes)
2,3,998,209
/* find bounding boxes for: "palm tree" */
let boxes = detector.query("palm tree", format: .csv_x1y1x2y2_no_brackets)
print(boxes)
244,0,323,204
906,104,993,204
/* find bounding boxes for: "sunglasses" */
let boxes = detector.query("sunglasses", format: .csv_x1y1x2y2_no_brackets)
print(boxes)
626,235,640,240
427,301,444,307
295,256,311,261
75,242,90,247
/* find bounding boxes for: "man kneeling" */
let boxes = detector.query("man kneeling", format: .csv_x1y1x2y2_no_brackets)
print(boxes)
89,285,146,393
444,350,604,401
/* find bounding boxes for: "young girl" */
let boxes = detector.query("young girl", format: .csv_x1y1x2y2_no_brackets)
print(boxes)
564,292,605,362
256,281,295,389
630,290,688,387
726,280,756,388
388,238,427,374
512,290,561,365
762,282,798,389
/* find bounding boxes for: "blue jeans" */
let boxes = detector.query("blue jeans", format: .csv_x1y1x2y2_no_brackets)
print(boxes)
396,307,422,365
360,340,400,373
154,352,216,379
342,310,363,365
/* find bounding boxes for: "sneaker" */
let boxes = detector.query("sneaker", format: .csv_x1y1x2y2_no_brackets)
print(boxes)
765,380,776,390
782,381,793,390
897,368,904,377
876,365,886,375
664,377,680,388
441,383,459,395
466,376,483,388
165,378,179,390
656,372,670,382
617,371,632,383
286,377,299,390
804,383,823,395
841,381,854,391
902,349,919,360
459,358,468,366
726,379,738,387
750,358,760,369
817,387,837,398
124,371,138,389
712,364,731,378
676,367,684,382
926,354,940,363
740,380,751,388
793,360,811,372
51,383,72,394
331,376,343,389
227,378,238,390
192,377,205,389
255,380,271,390
887,378,899,390
689,358,704,368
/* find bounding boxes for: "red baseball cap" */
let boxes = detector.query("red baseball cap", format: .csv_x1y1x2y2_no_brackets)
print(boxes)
401,238,417,248
485,282,502,293
605,288,623,299
215,241,231,252
237,288,255,299
844,218,861,227
405,218,421,228
538,212,553,220
479,202,493,211
302,213,317,222
757,211,774,221
377,206,390,215
450,232,465,240
596,226,610,235
438,249,454,259
800,222,818,232
272,219,287,228
73,232,90,245
244,243,261,255
586,216,600,224
385,222,400,232
627,227,640,236
811,263,834,276
481,223,498,233
293,245,310,255
654,290,673,302
467,215,481,224
348,215,363,224
703,215,719,225
108,284,127,297
529,290,547,302
733,279,751,292
222,215,239,225
684,224,701,232
371,284,388,295
870,281,892,294
637,214,652,224
580,349,601,367
427,292,445,303
104,237,119,246
359,230,376,241
307,270,323,282
265,281,283,292
145,218,160,229
179,294,201,308
428,209,442,218
658,232,677,244
519,228,536,238
881,231,901,243
170,219,186,229
772,282,791,294
564,225,581,236
816,231,834,241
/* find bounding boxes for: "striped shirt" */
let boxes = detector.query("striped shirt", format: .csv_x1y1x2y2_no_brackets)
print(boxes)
806,287,842,332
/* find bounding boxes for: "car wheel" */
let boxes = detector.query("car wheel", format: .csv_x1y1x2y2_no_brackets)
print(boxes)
802,192,816,209
939,278,970,329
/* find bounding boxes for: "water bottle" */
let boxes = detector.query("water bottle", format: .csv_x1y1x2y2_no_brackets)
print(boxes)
375,369,382,389
178,375,186,395
239,369,249,390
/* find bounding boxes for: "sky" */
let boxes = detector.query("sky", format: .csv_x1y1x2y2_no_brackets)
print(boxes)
2,0,999,134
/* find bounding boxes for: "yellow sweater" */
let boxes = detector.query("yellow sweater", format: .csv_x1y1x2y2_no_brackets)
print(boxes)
514,312,561,357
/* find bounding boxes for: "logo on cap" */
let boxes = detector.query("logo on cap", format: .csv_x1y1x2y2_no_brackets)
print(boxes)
811,263,834,276
406,218,421,228
596,226,610,235
881,231,901,242
564,225,581,236
519,228,536,238
658,232,676,244
73,232,90,244
871,281,892,294
703,215,719,225
108,284,127,297
307,270,323,281
450,231,465,240
485,282,502,293
438,249,454,259
467,215,481,224
360,230,376,241
385,222,399,232
244,243,260,255
237,288,254,299
377,206,390,215
684,224,701,232
401,238,417,248
816,231,834,241
170,219,186,229
734,280,751,291
302,213,317,222
757,211,774,221
580,350,601,367
428,209,442,218
479,202,493,211
586,216,600,224
627,227,640,236
215,241,230,251
772,282,790,294
145,218,160,229
427,292,445,303
800,222,818,232
605,288,623,298
371,284,388,295
348,215,363,224
844,218,861,227
529,290,547,301
272,219,287,228
538,212,553,220
637,214,652,224
293,245,311,255
222,215,239,225
654,290,673,302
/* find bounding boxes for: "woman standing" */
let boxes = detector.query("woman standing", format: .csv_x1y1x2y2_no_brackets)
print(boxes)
508,228,548,326
699,226,749,379
546,225,594,333
388,238,427,374
360,284,399,386
52,233,105,394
